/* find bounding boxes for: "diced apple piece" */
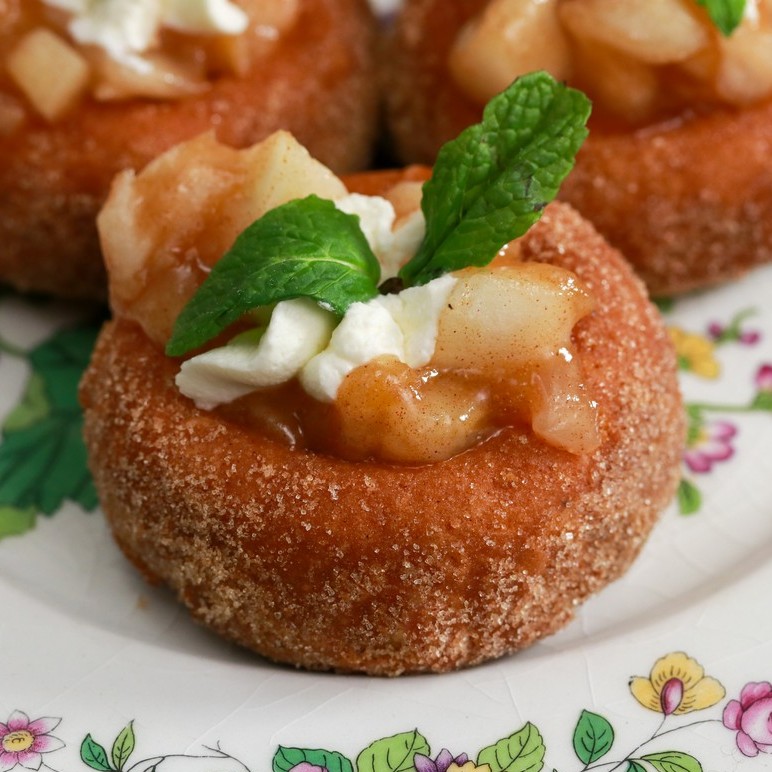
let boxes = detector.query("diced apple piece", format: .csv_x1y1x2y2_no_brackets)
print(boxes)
714,24,772,103
530,359,599,454
432,263,598,455
433,263,595,374
98,130,346,344
560,0,709,65
89,48,209,101
6,28,90,122
236,130,347,223
201,33,252,77
335,358,491,463
571,38,659,123
449,0,571,104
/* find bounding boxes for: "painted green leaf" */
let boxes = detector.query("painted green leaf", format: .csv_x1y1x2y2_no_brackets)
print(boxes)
677,479,702,516
641,751,703,772
0,324,99,523
750,391,772,411
0,505,37,538
627,762,647,772
273,746,353,772
356,730,430,772
572,711,614,764
477,722,546,772
2,373,48,431
111,722,135,771
81,735,113,772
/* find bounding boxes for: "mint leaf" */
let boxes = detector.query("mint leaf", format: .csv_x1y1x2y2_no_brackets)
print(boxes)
399,72,590,287
166,196,380,357
695,0,745,35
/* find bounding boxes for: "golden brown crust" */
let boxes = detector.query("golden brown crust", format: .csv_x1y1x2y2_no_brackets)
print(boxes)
0,0,378,300
79,193,684,675
383,0,772,296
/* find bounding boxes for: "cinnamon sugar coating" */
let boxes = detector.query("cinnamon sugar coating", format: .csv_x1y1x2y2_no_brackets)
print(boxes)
0,0,378,300
383,0,772,296
79,200,684,675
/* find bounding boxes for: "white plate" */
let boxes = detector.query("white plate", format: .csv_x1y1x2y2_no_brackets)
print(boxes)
1,267,771,772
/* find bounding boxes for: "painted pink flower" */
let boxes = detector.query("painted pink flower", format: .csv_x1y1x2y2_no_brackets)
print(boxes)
756,364,772,391
0,712,64,771
723,682,772,757
707,321,761,345
290,764,327,772
683,420,737,473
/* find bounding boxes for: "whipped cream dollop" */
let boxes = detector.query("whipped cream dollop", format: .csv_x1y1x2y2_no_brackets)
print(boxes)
175,194,457,409
44,0,249,61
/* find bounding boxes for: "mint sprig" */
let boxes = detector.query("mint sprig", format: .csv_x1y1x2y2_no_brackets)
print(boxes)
696,0,746,35
399,71,590,287
166,196,380,356
166,72,591,358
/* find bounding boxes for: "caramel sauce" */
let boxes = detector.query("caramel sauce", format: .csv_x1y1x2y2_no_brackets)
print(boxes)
215,341,598,466
218,357,544,465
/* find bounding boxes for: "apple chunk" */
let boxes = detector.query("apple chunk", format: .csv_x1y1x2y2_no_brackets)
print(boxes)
6,28,90,122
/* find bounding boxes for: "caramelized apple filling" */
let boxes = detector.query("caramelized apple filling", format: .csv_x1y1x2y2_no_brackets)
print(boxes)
98,130,600,465
0,0,299,124
449,0,772,125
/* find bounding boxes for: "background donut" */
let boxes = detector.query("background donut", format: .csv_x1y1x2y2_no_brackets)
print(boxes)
382,0,772,296
0,0,378,300
79,181,684,675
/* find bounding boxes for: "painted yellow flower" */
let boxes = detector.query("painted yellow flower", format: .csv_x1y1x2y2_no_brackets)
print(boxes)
630,652,725,715
448,763,491,772
668,327,720,378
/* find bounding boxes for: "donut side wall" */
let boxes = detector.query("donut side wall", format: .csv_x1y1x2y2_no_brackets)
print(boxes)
79,201,684,675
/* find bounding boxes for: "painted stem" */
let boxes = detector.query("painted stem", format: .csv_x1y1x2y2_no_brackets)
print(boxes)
584,717,721,772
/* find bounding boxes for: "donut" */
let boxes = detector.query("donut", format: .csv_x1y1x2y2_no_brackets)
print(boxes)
383,0,772,296
78,126,684,674
0,0,378,300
